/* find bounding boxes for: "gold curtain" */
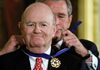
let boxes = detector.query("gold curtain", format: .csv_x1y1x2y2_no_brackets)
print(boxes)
78,0,100,53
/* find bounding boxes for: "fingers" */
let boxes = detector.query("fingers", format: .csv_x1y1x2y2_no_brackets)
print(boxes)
62,30,88,57
0,35,24,55
7,35,24,47
62,30,78,47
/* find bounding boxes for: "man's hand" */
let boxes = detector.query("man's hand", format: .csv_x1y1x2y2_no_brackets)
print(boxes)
0,35,23,55
63,30,88,57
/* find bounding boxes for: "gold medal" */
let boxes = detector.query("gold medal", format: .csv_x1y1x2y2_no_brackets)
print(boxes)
50,58,61,68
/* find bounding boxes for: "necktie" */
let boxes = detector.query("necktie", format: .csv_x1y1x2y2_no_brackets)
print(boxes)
34,57,43,70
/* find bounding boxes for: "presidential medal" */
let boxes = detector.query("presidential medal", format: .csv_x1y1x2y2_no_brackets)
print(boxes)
50,58,61,68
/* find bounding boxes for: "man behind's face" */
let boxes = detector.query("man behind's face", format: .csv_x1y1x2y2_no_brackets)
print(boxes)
44,0,72,42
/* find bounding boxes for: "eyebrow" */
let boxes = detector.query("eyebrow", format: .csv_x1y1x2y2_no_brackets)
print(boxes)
25,21,50,25
58,13,68,16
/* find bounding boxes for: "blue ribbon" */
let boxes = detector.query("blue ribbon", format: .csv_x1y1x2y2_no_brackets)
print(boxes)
22,47,70,59
69,20,81,33
53,48,70,57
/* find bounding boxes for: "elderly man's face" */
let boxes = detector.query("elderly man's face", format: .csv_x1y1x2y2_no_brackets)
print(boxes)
19,4,56,49
45,0,72,40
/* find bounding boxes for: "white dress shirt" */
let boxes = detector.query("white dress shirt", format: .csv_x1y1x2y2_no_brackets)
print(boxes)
26,47,51,70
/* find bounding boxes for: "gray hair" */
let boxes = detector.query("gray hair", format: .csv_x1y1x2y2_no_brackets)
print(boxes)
36,0,72,16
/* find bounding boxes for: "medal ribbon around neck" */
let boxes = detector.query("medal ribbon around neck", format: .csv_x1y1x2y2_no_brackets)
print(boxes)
22,47,70,59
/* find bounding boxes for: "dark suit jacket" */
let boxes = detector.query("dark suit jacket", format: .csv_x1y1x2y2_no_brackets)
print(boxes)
0,46,84,70
80,39,100,70
80,39,99,57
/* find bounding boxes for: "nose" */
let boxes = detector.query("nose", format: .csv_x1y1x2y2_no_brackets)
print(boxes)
33,25,41,33
55,17,61,29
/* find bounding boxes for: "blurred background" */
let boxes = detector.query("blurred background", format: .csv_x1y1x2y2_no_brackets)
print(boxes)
0,0,100,56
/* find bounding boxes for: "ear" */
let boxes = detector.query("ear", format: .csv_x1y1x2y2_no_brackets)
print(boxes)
18,22,23,33
67,15,72,28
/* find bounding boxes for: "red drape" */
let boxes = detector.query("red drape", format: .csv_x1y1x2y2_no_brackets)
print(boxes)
4,0,25,37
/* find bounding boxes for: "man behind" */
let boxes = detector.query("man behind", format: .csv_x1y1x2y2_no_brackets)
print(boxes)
0,2,84,70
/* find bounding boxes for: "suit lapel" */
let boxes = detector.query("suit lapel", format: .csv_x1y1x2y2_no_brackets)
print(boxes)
14,49,31,70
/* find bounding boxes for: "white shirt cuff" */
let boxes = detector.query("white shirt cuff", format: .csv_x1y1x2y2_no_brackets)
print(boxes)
86,50,98,70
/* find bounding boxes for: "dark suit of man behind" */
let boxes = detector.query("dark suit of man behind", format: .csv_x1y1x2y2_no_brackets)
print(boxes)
60,39,100,70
